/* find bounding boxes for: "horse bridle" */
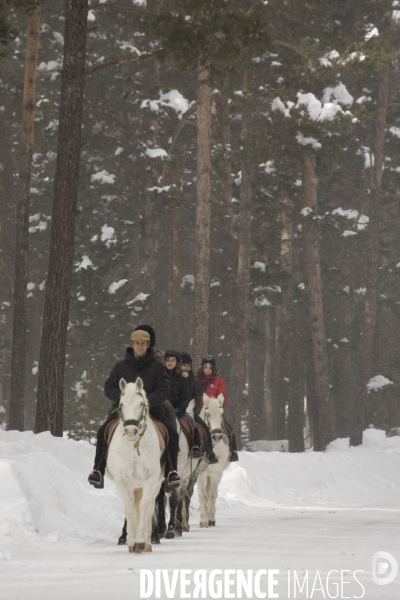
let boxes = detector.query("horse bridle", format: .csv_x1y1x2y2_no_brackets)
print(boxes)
203,409,229,444
118,395,149,455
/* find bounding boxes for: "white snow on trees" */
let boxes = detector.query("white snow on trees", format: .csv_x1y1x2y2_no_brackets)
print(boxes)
91,170,116,184
108,280,128,294
141,90,190,118
296,133,322,149
145,148,168,159
301,207,313,216
367,375,394,392
253,261,266,272
75,256,95,271
100,225,116,247
28,213,48,234
364,25,379,41
126,293,150,305
332,207,369,231
116,41,140,55
181,274,195,291
322,83,354,106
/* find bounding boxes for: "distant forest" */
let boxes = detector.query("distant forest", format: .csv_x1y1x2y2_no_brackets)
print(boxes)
1,0,400,451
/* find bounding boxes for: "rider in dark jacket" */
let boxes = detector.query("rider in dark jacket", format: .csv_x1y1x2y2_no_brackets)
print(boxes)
88,330,181,489
181,352,218,464
164,350,202,458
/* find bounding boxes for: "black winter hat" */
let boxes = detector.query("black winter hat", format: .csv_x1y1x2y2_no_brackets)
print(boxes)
134,324,156,346
201,354,216,365
181,352,192,365
164,349,182,364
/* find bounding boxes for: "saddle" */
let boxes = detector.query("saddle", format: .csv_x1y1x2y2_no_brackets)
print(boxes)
151,418,169,452
104,419,119,445
196,422,208,446
178,416,194,447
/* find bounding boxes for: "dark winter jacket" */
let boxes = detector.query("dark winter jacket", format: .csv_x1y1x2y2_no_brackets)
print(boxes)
167,368,190,417
104,347,170,409
186,370,203,415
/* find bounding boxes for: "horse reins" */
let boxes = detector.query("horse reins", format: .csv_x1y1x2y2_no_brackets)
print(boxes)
117,397,149,455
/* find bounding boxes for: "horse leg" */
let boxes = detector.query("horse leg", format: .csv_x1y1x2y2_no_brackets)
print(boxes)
135,480,161,553
175,484,186,536
151,503,161,545
155,482,166,538
165,487,179,539
183,473,196,532
116,482,137,552
207,474,221,526
197,474,209,528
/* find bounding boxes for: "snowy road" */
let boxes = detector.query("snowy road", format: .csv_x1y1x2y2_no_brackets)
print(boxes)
2,508,400,600
2,429,400,599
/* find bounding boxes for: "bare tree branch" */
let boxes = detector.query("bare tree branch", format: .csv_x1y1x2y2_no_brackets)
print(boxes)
274,39,304,56
89,3,159,19
85,49,164,75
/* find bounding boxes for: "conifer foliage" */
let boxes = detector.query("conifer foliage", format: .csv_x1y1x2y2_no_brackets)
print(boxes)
1,0,400,450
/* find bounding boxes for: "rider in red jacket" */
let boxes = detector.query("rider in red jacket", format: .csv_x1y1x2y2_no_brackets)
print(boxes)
197,355,239,462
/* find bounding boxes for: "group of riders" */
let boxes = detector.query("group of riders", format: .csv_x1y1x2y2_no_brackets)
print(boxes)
88,324,239,494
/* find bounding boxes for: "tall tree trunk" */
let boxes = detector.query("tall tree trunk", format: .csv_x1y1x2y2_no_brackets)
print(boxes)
212,74,236,392
227,71,253,443
193,66,212,367
35,0,88,436
247,307,268,441
301,149,335,450
9,6,41,431
263,308,277,438
138,0,161,327
350,13,391,445
280,190,304,452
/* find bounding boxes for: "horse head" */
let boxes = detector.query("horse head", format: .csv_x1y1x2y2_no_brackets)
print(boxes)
119,378,149,442
203,393,225,444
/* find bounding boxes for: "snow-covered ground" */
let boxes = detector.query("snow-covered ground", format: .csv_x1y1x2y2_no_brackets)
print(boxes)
1,428,400,599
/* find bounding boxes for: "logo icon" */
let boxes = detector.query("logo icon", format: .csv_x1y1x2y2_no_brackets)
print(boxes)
372,551,398,586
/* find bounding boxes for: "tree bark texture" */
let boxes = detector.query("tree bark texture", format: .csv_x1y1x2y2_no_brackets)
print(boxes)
227,71,254,443
9,6,41,431
350,14,391,445
301,149,335,450
138,0,161,328
212,74,237,388
193,66,212,368
35,0,88,436
280,191,304,452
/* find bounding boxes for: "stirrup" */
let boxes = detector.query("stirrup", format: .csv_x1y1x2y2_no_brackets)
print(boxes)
208,452,219,464
88,470,104,488
192,445,202,458
166,470,180,487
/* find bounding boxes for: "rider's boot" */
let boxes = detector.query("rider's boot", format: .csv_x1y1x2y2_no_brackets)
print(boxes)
192,426,203,458
229,433,239,462
88,424,108,488
88,469,104,488
166,470,180,487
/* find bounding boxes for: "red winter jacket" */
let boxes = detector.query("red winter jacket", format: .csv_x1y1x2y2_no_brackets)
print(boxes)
199,375,227,409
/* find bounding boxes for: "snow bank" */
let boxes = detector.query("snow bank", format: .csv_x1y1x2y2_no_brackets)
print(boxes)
0,430,123,560
2,429,400,561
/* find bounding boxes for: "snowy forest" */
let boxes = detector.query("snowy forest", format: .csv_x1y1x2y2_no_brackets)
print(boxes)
1,0,400,453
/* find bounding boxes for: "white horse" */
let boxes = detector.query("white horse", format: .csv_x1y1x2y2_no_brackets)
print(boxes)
197,393,230,527
106,377,164,553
